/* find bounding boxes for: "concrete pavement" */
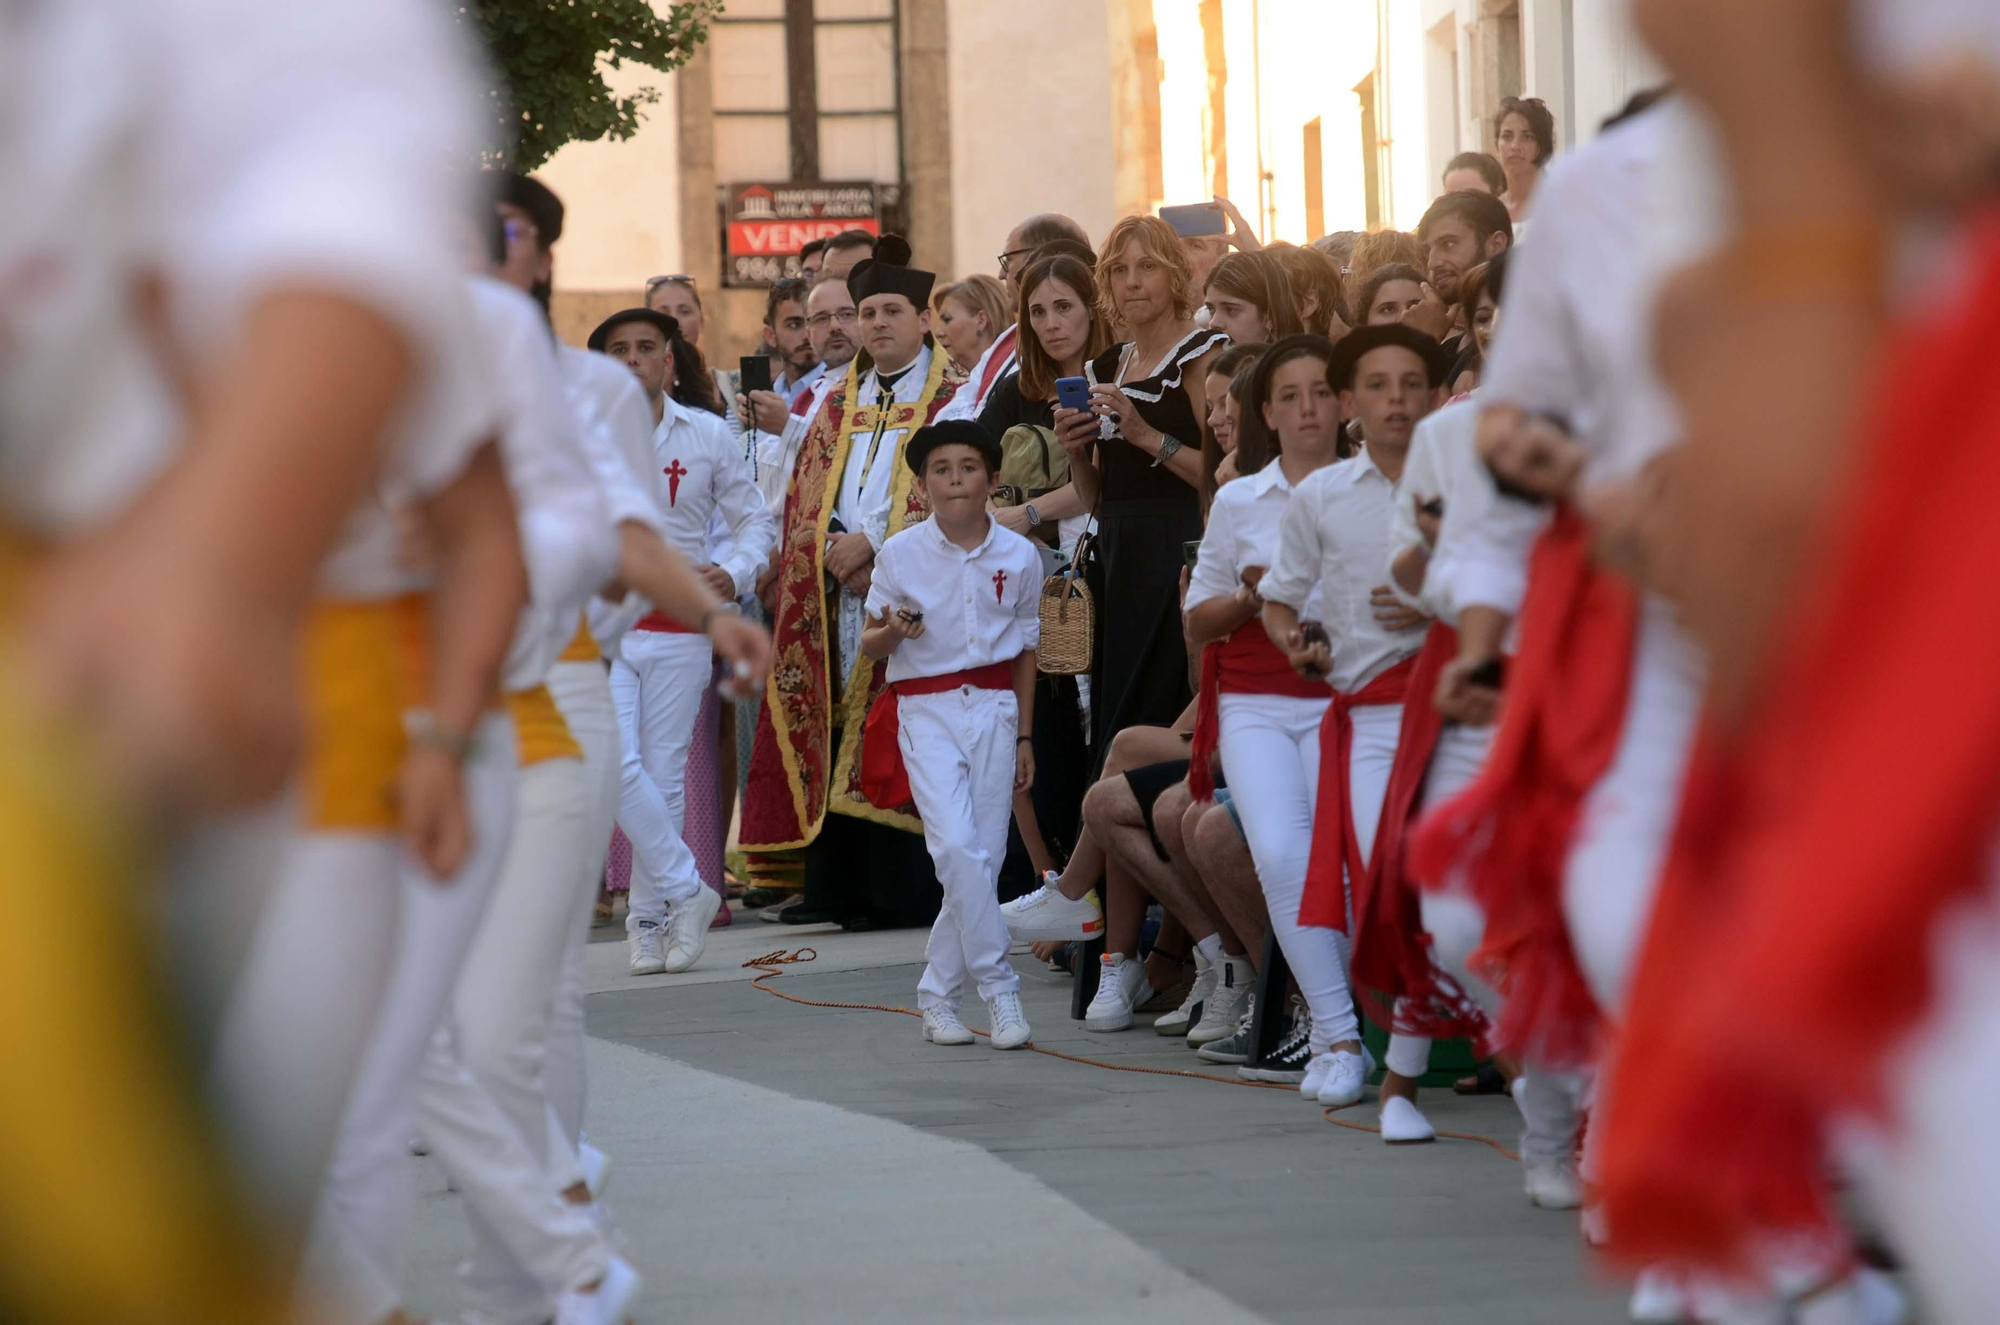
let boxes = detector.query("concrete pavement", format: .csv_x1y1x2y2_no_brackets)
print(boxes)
404,915,1629,1323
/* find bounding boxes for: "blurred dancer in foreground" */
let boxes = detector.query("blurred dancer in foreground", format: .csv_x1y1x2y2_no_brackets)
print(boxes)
1594,1,2000,1321
0,0,499,1317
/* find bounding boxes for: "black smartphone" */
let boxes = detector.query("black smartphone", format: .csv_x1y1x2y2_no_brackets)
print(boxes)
1182,540,1202,570
1418,497,1445,518
896,608,924,626
1467,657,1507,689
1158,203,1226,237
1297,621,1330,679
738,355,773,396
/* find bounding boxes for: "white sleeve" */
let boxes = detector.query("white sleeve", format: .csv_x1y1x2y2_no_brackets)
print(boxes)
862,538,902,620
154,0,492,491
1439,494,1547,619
863,490,893,552
1015,541,1043,651
1476,188,1588,426
1259,481,1323,612
706,419,777,596
1385,430,1443,611
1183,490,1240,611
576,374,667,537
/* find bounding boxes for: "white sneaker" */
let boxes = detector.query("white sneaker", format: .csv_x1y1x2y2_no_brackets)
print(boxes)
661,886,723,973
626,922,665,976
1299,1052,1335,1101
1153,951,1216,1037
921,1006,975,1045
986,991,1032,1050
555,1254,641,1325
1187,956,1251,1046
1314,1045,1374,1107
1000,877,1105,942
1083,954,1152,1032
1379,1094,1436,1144
1628,1267,1694,1323
1523,1158,1583,1210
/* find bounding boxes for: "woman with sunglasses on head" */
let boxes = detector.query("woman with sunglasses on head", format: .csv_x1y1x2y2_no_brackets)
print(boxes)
646,275,737,431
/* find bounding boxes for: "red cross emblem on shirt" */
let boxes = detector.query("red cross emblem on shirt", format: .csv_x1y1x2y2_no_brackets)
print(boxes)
664,459,688,506
992,569,1008,604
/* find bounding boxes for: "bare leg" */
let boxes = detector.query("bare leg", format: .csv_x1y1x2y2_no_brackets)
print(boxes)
1190,803,1267,967
1082,776,1171,959
1052,725,1189,902
1146,780,1222,947
1146,911,1190,994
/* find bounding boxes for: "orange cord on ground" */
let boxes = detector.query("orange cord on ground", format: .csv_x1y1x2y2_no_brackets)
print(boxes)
742,949,1519,1161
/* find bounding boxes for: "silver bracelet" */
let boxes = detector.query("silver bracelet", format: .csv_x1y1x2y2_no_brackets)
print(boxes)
1152,435,1185,467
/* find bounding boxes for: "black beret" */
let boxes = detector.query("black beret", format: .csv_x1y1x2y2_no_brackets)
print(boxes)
905,419,1002,476
848,257,936,310
492,170,564,246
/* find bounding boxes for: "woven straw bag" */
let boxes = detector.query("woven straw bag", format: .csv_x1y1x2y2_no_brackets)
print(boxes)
1037,534,1095,675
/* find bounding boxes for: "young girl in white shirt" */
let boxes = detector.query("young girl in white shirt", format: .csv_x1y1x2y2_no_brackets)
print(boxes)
862,420,1045,1050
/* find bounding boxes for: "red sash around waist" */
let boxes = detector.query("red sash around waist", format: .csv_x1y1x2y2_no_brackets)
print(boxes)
634,611,699,634
1406,503,1636,1067
1188,622,1328,802
1297,653,1418,931
1349,624,1490,1044
1598,211,2000,1272
859,662,1014,810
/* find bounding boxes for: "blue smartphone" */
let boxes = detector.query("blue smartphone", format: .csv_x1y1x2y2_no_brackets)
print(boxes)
1054,376,1091,413
1159,202,1226,237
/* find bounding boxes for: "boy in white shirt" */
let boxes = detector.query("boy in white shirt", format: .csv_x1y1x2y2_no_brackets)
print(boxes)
861,420,1043,1051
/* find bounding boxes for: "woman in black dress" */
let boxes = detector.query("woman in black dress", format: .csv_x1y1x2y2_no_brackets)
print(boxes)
1055,214,1228,775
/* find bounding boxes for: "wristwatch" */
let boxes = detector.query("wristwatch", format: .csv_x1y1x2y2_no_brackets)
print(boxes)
1153,434,1185,467
1023,502,1043,528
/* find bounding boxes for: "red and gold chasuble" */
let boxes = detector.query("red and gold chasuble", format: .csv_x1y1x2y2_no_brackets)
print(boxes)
740,347,962,850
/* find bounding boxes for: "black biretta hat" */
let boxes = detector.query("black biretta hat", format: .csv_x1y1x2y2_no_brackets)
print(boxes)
492,170,565,246
1328,323,1452,391
587,308,679,353
848,255,937,310
905,419,1001,476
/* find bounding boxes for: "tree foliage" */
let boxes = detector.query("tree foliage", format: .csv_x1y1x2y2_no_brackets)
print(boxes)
461,0,724,171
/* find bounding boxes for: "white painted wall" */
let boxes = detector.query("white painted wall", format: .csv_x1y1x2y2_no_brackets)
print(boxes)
537,60,685,292
945,0,1119,280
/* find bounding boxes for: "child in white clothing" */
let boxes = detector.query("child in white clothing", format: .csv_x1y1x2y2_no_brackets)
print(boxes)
862,420,1043,1049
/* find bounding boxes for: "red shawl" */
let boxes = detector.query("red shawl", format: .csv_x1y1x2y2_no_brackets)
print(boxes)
1407,504,1638,1066
1597,214,2000,1269
1298,655,1416,930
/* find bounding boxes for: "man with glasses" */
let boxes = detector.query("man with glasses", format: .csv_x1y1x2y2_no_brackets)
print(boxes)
937,213,1090,422
744,277,859,513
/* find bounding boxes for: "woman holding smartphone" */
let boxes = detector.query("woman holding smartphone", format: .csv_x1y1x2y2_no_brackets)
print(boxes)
1059,215,1227,776
975,251,1115,884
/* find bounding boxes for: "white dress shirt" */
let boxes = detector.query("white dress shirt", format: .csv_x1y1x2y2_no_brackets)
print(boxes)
0,0,489,542
652,395,776,598
1185,461,1322,621
774,360,824,408
1384,396,1521,625
864,515,1043,685
838,343,935,553
559,343,675,648
1261,447,1427,692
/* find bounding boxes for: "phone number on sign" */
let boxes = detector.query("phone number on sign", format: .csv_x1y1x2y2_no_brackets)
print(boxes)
729,254,802,286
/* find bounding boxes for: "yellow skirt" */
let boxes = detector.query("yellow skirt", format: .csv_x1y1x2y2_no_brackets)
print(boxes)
0,546,289,1321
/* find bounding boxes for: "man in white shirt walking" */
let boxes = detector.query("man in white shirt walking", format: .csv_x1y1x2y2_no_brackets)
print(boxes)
591,309,777,975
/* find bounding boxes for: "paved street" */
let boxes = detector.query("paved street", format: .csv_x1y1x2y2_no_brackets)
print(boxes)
405,915,1628,1323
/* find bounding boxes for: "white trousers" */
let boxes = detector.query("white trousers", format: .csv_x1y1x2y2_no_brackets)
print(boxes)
416,750,608,1320
544,660,621,1146
1414,719,1583,1164
1844,846,2000,1325
299,713,518,1324
1219,693,1398,1054
906,685,1023,1010
1561,595,1704,1014
210,823,401,1234
611,630,711,930
445,661,622,1323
